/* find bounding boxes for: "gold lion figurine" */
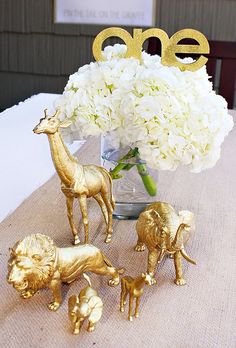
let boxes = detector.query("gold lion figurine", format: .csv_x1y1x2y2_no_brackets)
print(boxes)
135,202,196,286
68,276,103,335
7,234,123,311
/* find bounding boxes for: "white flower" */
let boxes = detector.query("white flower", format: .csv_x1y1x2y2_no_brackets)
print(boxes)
55,44,234,172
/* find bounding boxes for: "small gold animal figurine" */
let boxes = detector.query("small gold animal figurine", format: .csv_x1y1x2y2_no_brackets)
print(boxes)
135,202,196,286
33,110,115,244
7,234,123,311
68,276,103,335
120,273,152,321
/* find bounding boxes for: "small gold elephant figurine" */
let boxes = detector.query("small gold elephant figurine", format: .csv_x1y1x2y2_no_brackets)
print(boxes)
135,202,196,286
68,284,103,334
120,273,152,321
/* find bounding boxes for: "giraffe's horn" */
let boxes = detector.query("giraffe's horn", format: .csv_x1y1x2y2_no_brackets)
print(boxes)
44,109,48,118
53,109,60,119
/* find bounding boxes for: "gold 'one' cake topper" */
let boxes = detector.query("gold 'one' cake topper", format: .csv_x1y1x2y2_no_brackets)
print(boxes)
92,27,210,71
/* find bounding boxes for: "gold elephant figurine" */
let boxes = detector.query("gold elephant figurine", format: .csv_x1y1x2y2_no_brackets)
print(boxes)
135,202,196,285
7,234,124,311
68,277,103,335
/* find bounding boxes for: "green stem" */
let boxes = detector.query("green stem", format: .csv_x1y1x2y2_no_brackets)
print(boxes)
136,162,157,196
109,163,126,179
109,147,138,179
109,147,157,196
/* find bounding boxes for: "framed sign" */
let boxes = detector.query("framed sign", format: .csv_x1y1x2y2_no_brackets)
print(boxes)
54,0,156,27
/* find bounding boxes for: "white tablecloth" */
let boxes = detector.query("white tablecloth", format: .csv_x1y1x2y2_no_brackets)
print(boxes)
0,93,82,222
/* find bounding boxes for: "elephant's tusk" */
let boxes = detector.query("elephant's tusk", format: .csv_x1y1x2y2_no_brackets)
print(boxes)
180,248,196,265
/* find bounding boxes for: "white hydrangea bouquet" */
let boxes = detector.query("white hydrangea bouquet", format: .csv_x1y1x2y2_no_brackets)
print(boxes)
55,44,234,197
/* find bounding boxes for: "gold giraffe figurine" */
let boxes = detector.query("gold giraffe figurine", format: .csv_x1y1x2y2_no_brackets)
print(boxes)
135,202,196,286
68,275,103,335
33,110,115,245
120,273,152,321
7,234,124,311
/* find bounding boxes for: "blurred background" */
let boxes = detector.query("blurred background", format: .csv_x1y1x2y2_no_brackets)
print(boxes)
0,0,236,111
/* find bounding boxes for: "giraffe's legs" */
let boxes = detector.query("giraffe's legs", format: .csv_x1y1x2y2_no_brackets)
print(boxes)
94,194,108,225
78,194,89,244
66,196,80,244
134,297,141,318
128,295,134,321
120,280,128,312
101,192,113,243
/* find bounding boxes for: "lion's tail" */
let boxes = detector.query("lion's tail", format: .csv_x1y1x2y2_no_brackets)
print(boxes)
101,252,113,267
102,252,125,274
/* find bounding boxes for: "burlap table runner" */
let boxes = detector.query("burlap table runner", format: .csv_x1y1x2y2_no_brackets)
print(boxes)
1,111,235,348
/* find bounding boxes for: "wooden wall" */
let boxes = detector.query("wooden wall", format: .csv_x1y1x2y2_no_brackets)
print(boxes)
0,0,236,110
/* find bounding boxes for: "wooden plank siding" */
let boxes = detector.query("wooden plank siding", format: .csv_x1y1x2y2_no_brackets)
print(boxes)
0,71,68,110
0,0,236,110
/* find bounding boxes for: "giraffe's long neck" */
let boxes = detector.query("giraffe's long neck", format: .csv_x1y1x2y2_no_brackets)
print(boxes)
47,132,78,186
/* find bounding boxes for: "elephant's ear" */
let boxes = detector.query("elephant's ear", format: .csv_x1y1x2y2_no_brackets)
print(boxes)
179,210,195,225
88,295,103,309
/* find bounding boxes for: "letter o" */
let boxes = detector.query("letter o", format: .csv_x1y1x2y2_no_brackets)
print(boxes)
92,28,135,61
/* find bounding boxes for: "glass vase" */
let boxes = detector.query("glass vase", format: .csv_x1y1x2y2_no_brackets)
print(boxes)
101,135,158,219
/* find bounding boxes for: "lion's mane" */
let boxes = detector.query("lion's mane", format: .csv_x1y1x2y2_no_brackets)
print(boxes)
12,234,56,292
